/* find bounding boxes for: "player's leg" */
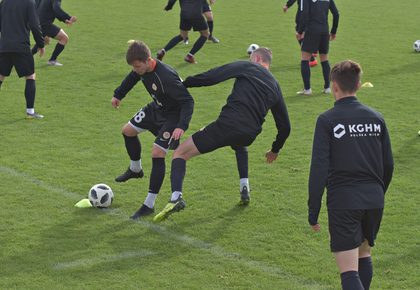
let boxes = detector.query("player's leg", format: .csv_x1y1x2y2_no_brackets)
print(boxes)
358,240,373,290
319,33,331,93
157,16,191,60
204,10,219,43
334,249,364,290
232,146,250,205
47,26,68,66
297,50,312,95
0,52,13,90
185,27,209,64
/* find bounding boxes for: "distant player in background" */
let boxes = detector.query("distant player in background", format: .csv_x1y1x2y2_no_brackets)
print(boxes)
32,0,77,66
153,48,291,222
111,41,194,220
183,0,219,45
0,0,45,119
296,0,339,95
308,60,394,290
157,0,209,64
282,0,317,67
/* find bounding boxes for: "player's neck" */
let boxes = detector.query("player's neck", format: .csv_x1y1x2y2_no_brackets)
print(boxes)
147,58,157,72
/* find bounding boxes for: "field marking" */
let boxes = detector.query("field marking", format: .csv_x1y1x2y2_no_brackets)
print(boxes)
0,165,329,289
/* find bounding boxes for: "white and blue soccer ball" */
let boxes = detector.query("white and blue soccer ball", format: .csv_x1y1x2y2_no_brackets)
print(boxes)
88,183,114,208
413,40,420,52
247,43,259,55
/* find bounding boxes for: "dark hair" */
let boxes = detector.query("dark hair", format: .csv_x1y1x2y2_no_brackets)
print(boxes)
126,41,151,64
253,47,272,65
330,60,362,93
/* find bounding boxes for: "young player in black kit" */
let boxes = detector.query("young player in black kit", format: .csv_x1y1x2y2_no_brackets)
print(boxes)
183,0,219,45
111,41,194,220
296,0,339,95
157,0,209,64
153,48,291,222
31,0,77,66
0,0,45,119
308,60,394,290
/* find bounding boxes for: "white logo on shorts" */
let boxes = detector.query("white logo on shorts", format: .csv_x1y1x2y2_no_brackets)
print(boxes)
163,132,171,139
152,83,157,91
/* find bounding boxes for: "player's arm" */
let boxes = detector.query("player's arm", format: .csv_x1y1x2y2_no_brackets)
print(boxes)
28,0,45,50
52,0,72,22
283,0,296,12
168,78,195,134
297,0,310,35
308,115,331,229
113,71,141,102
329,0,339,36
164,0,177,11
0,2,3,32
381,120,394,193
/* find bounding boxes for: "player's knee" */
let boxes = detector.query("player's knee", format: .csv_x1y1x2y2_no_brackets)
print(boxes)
152,146,167,158
232,146,248,153
201,31,210,38
26,73,36,80
121,124,137,136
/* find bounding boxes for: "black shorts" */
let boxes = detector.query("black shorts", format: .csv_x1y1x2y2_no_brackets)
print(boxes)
0,51,34,77
128,103,180,151
202,0,211,13
301,31,329,54
192,120,255,154
180,16,208,31
41,23,61,38
328,208,383,252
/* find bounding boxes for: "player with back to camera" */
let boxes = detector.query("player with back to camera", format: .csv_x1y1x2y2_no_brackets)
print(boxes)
308,60,394,290
153,47,291,222
31,0,77,66
0,0,45,119
111,41,194,220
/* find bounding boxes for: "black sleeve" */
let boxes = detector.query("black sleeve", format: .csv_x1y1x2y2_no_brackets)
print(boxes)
183,62,244,88
297,0,310,34
167,78,194,131
0,2,3,32
113,71,141,100
329,0,339,34
28,0,45,48
286,0,297,8
270,90,291,153
165,0,177,11
308,115,331,225
381,121,394,193
52,0,71,22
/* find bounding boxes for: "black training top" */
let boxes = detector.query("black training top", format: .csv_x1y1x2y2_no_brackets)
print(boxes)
38,0,71,26
308,97,394,225
0,0,44,52
165,0,204,18
114,60,194,131
297,0,339,35
183,61,291,153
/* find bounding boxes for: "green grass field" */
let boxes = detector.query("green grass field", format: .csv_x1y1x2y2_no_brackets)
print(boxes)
1,0,420,289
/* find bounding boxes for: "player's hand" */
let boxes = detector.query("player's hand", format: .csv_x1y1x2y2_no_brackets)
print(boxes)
265,150,278,163
44,36,50,45
283,5,288,12
38,47,45,57
65,16,77,26
164,5,172,11
296,32,304,40
171,128,184,141
330,34,336,41
111,97,121,109
210,0,216,4
311,224,321,232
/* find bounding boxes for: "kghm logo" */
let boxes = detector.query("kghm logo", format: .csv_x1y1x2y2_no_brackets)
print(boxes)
333,123,382,139
334,124,346,139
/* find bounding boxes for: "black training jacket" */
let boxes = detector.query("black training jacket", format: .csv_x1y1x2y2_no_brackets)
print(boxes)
0,0,44,52
183,61,291,153
38,0,71,26
308,97,394,225
297,0,339,35
114,60,194,131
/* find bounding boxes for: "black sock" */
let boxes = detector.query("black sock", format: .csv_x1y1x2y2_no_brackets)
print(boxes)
31,45,39,55
49,43,65,61
164,35,183,52
321,60,331,89
149,158,165,194
189,35,207,55
359,257,373,290
171,158,186,192
208,21,214,36
340,271,364,290
123,134,141,161
310,55,315,62
0,80,3,89
233,146,248,179
301,60,311,90
25,79,36,109
298,39,303,47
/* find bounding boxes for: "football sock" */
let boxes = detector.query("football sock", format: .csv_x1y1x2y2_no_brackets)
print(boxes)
240,178,249,192
49,43,65,61
164,35,183,52
340,271,364,290
144,192,158,209
301,60,311,90
130,160,142,173
321,60,331,89
31,45,39,55
0,80,3,89
148,158,165,194
208,21,214,35
26,108,35,115
359,257,373,290
233,146,248,179
310,55,315,62
171,158,186,193
189,35,207,55
171,191,182,202
24,79,36,109
123,134,141,161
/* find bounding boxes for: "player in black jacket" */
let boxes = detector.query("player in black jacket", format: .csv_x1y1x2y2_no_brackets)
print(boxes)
153,48,291,222
157,0,209,64
31,0,77,66
0,0,45,119
111,41,194,220
308,60,394,290
296,0,339,95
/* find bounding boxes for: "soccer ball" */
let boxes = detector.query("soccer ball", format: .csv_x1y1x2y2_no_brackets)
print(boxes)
88,183,114,208
413,40,420,52
247,43,259,55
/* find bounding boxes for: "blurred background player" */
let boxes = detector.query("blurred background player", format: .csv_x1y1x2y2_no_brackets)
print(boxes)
157,0,209,64
296,0,339,95
282,0,317,67
111,41,194,220
183,0,219,44
32,0,77,66
0,0,45,119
